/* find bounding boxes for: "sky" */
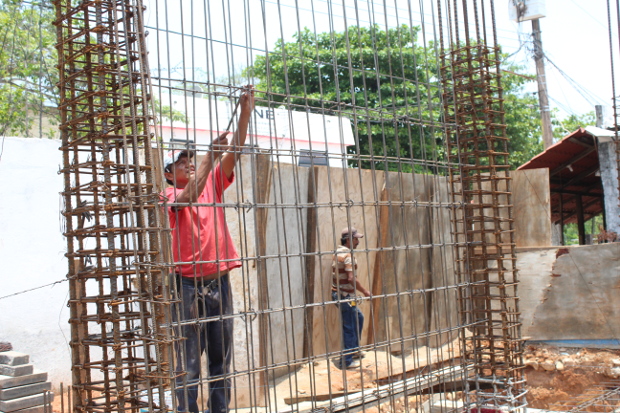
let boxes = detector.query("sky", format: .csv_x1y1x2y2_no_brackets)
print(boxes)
142,0,619,126
496,0,618,124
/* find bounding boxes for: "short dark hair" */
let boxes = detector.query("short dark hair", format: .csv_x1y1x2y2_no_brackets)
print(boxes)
341,237,347,246
164,165,174,186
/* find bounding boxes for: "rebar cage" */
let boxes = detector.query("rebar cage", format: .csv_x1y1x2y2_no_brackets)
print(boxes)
55,0,527,412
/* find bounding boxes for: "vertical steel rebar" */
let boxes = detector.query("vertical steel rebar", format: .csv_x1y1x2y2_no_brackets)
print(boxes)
439,0,526,410
50,0,533,411
54,1,173,412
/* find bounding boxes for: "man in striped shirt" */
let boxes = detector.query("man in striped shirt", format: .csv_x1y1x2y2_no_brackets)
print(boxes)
331,227,371,369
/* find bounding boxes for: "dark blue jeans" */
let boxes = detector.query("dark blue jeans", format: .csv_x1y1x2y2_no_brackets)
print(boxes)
332,291,364,368
174,274,233,413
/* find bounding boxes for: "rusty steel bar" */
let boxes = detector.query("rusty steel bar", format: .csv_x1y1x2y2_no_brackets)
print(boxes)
53,0,174,412
439,0,526,410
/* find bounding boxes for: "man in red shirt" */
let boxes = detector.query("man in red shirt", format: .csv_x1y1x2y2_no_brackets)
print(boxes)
163,87,254,413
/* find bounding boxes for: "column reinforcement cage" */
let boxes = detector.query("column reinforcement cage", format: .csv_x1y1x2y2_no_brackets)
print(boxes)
54,0,174,411
439,0,527,410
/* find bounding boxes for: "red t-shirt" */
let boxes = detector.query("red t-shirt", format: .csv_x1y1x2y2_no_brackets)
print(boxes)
164,164,241,278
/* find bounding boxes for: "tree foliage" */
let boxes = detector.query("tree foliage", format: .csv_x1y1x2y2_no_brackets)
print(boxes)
0,0,58,137
247,24,439,172
246,24,552,171
501,72,544,168
553,111,596,140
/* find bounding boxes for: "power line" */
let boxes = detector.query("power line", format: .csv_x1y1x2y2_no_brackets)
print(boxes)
567,0,608,29
543,52,608,107
0,278,68,301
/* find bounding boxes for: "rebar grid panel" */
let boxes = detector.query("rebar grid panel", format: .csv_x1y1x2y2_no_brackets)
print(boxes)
550,382,620,413
147,0,471,410
439,0,526,410
52,0,531,411
54,0,173,412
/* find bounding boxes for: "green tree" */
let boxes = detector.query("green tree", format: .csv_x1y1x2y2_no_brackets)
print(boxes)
246,24,546,171
0,0,58,137
501,74,544,168
247,25,439,172
553,111,596,140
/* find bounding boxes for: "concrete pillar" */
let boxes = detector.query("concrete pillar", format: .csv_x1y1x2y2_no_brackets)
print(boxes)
551,222,563,246
598,139,620,234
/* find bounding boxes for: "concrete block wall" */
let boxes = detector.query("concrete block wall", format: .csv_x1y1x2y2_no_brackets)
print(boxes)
0,351,53,413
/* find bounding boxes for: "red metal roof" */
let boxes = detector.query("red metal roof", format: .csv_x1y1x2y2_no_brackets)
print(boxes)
517,128,603,225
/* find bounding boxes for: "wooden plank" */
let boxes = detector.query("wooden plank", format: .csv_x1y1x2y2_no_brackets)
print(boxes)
277,338,463,406
69,259,88,409
367,186,389,345
291,364,470,413
511,168,551,248
303,166,319,358
254,153,273,405
146,147,172,382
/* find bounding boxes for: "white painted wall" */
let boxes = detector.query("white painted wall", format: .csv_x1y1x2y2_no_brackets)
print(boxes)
156,95,356,167
0,137,72,387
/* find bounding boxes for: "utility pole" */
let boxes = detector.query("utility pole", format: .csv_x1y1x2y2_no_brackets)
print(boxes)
531,19,554,149
595,105,604,128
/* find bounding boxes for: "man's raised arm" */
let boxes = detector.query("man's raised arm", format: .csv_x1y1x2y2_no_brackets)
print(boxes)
221,86,255,179
172,133,229,204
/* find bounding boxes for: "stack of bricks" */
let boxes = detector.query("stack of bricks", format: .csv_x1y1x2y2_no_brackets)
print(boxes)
0,352,53,413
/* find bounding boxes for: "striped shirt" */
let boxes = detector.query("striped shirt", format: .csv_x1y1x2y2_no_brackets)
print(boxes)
332,245,357,296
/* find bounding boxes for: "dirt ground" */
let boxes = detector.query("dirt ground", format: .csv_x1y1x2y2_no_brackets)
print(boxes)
318,343,620,412
524,344,620,410
47,344,620,412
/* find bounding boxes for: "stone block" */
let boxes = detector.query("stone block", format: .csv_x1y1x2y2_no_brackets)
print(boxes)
0,366,33,378
0,372,47,390
0,353,29,367
1,405,47,413
0,392,54,412
0,382,51,401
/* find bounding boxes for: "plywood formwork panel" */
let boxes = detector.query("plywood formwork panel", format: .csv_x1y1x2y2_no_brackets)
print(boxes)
263,163,310,378
220,154,268,408
373,172,434,354
309,165,384,360
428,175,460,349
511,169,551,248
516,247,558,338
478,169,551,249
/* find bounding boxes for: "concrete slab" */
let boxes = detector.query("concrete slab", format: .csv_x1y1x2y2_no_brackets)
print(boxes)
0,372,47,390
0,366,33,378
0,392,53,412
519,243,620,340
0,353,29,367
0,382,51,401
517,248,558,338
